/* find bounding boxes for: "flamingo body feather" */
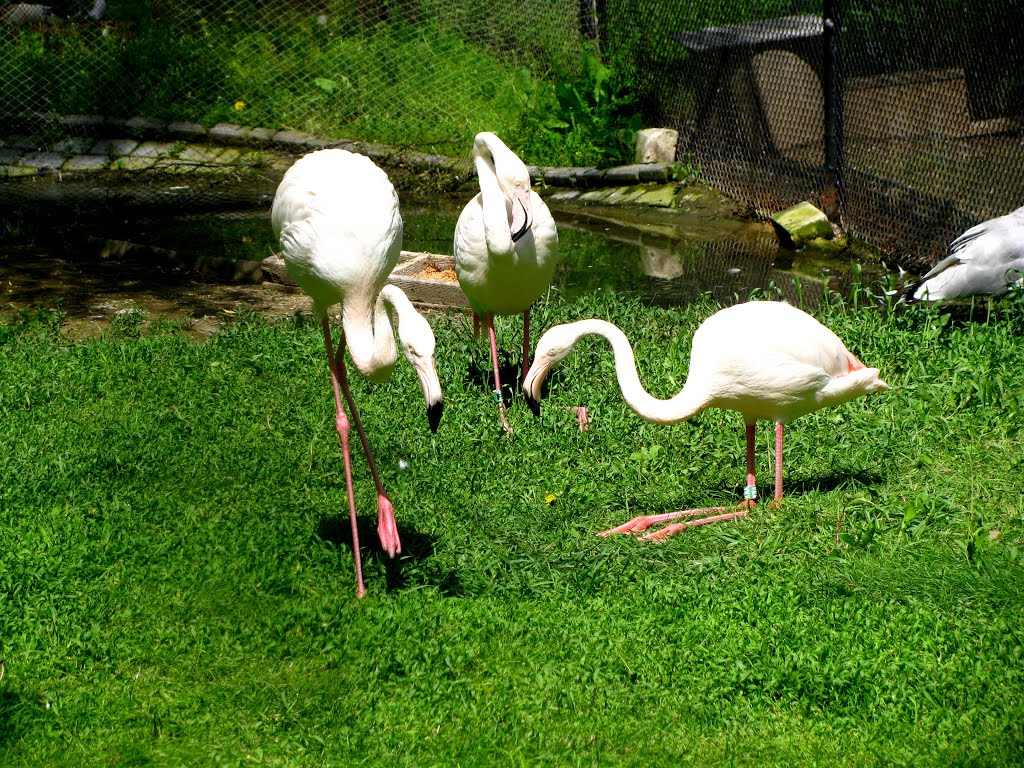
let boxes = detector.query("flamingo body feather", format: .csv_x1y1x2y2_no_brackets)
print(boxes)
905,204,1024,302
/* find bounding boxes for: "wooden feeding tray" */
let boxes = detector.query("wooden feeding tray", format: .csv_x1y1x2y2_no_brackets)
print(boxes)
388,251,471,311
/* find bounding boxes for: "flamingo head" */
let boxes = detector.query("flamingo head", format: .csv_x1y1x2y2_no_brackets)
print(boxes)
383,290,443,433
401,314,443,433
521,322,580,417
474,131,533,243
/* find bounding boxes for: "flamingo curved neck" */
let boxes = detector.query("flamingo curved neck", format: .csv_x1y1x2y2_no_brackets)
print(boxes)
475,146,515,257
579,320,710,425
341,289,400,382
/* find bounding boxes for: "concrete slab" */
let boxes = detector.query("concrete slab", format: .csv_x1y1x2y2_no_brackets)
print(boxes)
638,163,675,182
132,141,180,159
576,168,606,188
209,123,250,144
215,147,243,164
1,165,38,177
176,145,225,163
578,189,616,203
602,165,644,184
273,130,318,147
63,155,110,171
90,138,139,157
603,186,648,205
635,184,679,207
59,114,108,131
19,152,65,170
544,167,576,186
126,116,166,134
246,127,276,143
111,156,157,171
51,137,94,154
5,135,38,150
167,121,207,140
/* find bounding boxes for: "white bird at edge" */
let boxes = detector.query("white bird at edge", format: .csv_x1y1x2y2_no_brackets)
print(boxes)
901,204,1024,303
272,148,443,598
523,301,890,539
454,131,560,434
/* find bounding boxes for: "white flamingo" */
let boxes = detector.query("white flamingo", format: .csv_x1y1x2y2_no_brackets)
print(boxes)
523,301,890,539
272,149,443,597
454,131,559,433
903,204,1024,302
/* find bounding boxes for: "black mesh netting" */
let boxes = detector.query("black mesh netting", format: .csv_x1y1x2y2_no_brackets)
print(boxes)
1,1,1022,274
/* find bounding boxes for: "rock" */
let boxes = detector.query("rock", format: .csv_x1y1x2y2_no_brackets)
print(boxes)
770,201,834,249
261,255,293,284
634,128,679,163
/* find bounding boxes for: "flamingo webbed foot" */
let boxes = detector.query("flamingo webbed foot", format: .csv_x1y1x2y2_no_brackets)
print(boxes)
568,406,590,431
599,505,751,539
376,493,401,557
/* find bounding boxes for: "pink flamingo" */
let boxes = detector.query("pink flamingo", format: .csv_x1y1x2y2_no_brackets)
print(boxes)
523,301,890,538
454,132,559,433
272,149,443,596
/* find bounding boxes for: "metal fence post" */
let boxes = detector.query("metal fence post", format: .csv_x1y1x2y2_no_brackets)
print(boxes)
579,0,603,48
823,0,844,222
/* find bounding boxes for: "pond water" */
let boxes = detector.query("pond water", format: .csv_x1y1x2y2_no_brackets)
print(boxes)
0,192,887,338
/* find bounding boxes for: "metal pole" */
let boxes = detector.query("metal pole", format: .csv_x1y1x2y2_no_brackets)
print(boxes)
579,0,604,50
823,0,844,222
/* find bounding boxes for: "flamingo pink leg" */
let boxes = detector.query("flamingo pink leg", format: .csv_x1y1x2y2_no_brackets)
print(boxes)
521,307,531,386
324,320,402,592
486,312,513,434
322,320,366,598
598,423,760,539
774,421,784,504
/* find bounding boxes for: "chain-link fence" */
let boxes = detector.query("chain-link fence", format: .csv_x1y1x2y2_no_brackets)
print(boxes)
1,1,1022,274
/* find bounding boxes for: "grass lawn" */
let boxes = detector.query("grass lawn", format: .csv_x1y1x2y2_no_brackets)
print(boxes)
1,290,1023,766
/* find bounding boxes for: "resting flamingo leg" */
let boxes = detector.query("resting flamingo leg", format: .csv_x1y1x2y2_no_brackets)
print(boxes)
521,307,531,386
773,421,784,505
322,320,366,598
326,319,401,561
486,312,513,434
599,423,760,539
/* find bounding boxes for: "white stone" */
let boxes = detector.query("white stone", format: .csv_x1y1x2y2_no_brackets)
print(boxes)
634,128,679,164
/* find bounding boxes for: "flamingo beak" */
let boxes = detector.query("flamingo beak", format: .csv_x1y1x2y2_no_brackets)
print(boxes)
414,357,444,433
427,401,444,433
522,365,543,417
525,392,541,418
509,187,532,243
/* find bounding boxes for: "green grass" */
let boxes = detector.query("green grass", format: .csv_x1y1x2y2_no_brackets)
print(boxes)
1,290,1023,766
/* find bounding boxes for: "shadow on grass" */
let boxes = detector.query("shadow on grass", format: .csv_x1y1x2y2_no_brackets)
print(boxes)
775,470,885,498
316,515,465,595
0,690,28,750
466,354,524,407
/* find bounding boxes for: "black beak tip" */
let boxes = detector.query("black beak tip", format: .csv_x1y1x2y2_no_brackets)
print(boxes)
427,401,443,433
525,394,541,418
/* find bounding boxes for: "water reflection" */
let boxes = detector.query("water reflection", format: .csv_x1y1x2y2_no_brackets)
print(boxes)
547,206,883,309
0,195,885,336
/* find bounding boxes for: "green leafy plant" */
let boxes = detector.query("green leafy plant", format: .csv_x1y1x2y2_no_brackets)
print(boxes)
517,49,642,167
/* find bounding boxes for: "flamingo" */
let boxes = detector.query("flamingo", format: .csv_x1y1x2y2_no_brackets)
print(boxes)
902,204,1024,302
271,148,443,597
454,131,559,433
522,301,890,539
